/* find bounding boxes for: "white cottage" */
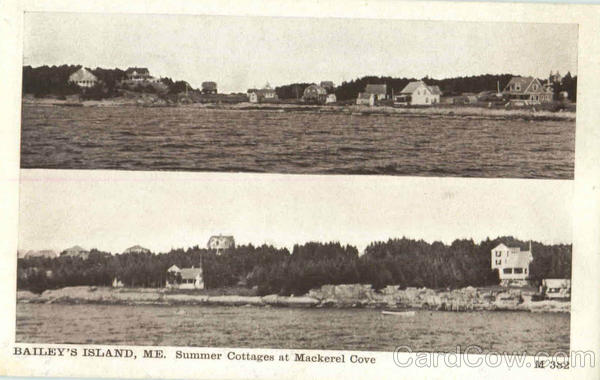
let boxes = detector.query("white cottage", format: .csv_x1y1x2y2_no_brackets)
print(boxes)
394,81,441,106
166,265,204,289
68,68,98,88
541,279,571,300
356,92,375,106
364,84,388,101
491,243,534,283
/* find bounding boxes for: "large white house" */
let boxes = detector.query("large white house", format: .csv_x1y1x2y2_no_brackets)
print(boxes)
491,243,534,282
207,235,235,254
394,81,441,106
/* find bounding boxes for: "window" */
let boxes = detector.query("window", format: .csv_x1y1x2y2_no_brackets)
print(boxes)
514,268,523,274
524,268,527,274
495,259,501,265
495,251,501,257
515,84,521,91
503,268,512,274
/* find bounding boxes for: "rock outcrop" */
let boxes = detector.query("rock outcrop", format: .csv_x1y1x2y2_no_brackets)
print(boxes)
16,284,569,313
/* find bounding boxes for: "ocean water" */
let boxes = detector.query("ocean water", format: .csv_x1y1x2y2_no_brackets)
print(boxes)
16,303,570,353
20,105,575,179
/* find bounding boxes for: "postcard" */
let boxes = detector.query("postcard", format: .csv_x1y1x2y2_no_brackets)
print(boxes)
1,0,599,379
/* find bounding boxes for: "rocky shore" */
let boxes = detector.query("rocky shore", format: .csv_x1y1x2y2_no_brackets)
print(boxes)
23,97,575,121
17,284,569,313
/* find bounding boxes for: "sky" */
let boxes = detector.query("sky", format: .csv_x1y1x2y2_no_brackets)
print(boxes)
18,170,573,254
23,12,579,93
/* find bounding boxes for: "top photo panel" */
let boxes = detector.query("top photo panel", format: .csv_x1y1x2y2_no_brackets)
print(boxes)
20,13,578,179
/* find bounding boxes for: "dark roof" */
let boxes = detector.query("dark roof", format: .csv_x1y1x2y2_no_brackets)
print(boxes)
125,67,150,75
320,81,335,89
365,84,387,95
180,267,203,280
303,84,327,97
504,76,546,94
202,81,217,89
208,235,235,240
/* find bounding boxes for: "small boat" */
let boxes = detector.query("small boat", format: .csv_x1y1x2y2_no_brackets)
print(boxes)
382,310,416,317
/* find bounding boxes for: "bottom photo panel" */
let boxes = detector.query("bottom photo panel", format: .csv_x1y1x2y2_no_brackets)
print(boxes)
16,169,572,355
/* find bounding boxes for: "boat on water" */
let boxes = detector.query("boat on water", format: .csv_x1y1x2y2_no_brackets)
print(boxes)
381,310,416,317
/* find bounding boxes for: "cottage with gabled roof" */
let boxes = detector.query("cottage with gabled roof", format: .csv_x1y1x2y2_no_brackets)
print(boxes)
68,67,98,88
365,84,387,101
503,76,553,103
394,81,441,106
247,84,278,103
356,92,375,106
166,264,204,289
302,84,327,104
491,242,534,284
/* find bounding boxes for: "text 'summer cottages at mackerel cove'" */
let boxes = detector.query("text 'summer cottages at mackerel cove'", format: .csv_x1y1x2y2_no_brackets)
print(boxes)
16,12,575,358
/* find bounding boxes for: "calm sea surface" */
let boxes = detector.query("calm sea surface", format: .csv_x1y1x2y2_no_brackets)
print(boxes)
20,105,575,179
16,303,570,353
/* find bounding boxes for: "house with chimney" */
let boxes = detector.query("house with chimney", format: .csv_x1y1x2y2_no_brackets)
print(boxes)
491,242,534,285
394,81,441,106
503,76,553,104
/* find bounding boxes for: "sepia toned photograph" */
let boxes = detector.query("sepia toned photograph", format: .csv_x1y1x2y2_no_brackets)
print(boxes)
13,10,578,359
20,13,577,179
16,170,572,353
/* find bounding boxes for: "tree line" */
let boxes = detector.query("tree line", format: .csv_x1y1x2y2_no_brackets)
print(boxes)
17,237,571,295
24,65,578,103
22,65,193,99
275,73,577,102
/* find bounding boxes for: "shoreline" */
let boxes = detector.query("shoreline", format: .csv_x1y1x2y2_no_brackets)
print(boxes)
22,98,576,122
17,285,570,313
